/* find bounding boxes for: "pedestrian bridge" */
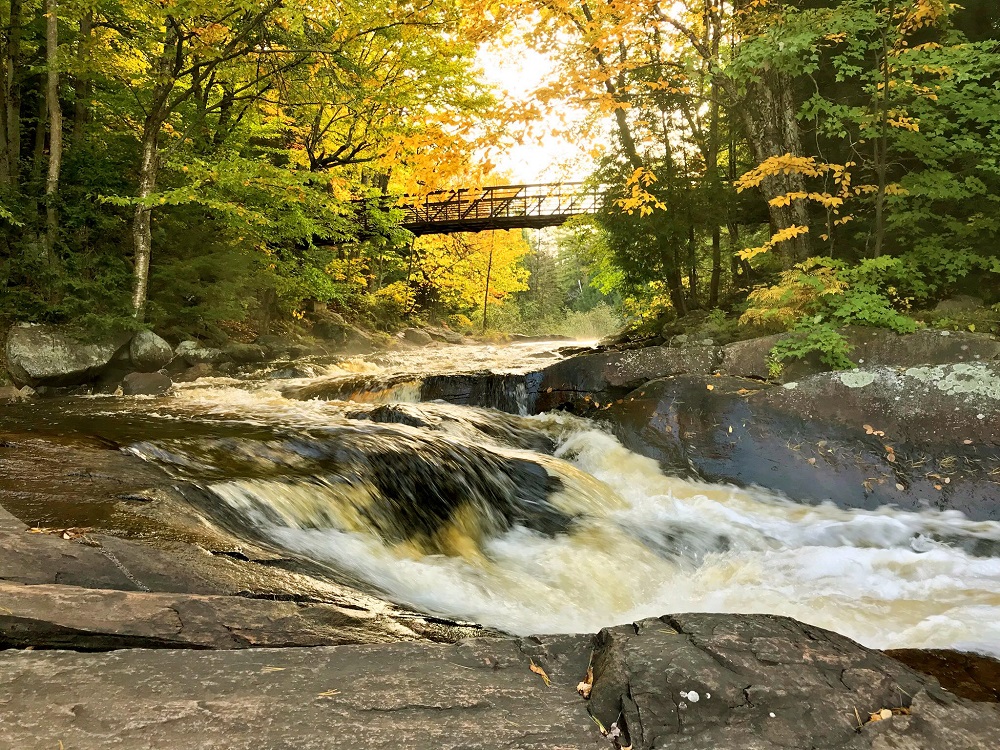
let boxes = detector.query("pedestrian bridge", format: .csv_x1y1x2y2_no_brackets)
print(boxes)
398,183,601,236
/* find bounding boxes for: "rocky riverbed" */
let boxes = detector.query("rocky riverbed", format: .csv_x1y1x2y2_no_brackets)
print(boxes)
2,324,1000,748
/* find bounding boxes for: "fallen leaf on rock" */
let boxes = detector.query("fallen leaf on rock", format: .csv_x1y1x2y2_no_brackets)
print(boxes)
529,660,551,687
317,689,341,698
868,708,894,723
577,666,594,699
706,384,715,391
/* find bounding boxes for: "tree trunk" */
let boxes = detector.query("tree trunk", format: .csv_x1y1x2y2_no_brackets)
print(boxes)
2,0,23,186
44,0,61,260
741,68,811,267
709,225,722,307
687,223,699,308
72,11,91,146
131,116,159,318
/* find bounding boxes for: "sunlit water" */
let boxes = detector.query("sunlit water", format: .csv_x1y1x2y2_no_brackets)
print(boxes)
100,342,1000,654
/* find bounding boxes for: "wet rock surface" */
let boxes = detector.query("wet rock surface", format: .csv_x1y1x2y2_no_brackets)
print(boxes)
603,370,1000,520
0,581,422,650
0,435,486,649
1,614,997,749
121,371,172,395
535,345,720,412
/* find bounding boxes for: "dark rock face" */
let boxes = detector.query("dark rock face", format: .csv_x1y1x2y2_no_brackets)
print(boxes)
129,330,174,372
887,649,1000,703
603,370,1000,520
5,324,130,387
121,371,172,396
535,345,721,412
587,614,999,750
175,362,216,382
1,614,997,750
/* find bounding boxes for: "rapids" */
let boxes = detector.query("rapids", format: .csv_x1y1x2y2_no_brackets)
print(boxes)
15,341,1000,655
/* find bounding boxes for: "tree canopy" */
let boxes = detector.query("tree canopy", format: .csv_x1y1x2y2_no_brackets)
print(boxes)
1,0,998,346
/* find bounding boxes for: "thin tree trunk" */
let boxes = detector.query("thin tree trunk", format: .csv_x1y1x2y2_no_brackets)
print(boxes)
687,223,698,309
709,225,722,307
131,115,159,318
2,0,23,186
72,10,91,146
44,0,61,260
482,231,494,333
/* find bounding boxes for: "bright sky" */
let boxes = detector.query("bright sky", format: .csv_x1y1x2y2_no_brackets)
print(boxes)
475,45,596,184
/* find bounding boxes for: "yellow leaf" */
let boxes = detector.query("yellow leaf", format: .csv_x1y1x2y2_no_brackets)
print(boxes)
529,660,551,687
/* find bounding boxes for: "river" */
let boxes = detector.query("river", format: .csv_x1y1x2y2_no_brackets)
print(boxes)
6,340,1000,655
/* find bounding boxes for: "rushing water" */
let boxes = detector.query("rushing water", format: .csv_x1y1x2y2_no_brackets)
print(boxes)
18,341,1000,655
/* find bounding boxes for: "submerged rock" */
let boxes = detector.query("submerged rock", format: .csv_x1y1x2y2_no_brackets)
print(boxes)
121,371,172,396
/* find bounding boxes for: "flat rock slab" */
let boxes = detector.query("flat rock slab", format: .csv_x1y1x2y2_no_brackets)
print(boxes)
1,614,998,749
0,639,603,750
0,581,419,650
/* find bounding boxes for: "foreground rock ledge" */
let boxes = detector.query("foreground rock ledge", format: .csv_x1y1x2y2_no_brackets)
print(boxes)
1,614,997,750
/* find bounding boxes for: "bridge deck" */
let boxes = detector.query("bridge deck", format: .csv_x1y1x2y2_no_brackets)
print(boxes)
399,183,601,236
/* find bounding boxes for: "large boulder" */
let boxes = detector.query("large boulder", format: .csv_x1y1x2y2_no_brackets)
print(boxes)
121,371,172,396
720,327,1000,382
604,366,1000,519
4,324,131,387
129,330,174,372
182,346,230,366
223,343,268,364
535,345,721,412
402,327,434,346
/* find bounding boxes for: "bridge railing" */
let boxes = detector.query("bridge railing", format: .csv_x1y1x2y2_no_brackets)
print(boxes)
398,183,603,230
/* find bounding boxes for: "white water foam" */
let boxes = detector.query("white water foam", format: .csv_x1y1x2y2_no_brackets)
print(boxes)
206,410,1000,655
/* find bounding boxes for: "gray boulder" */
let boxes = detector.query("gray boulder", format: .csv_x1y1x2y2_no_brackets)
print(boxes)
402,327,434,346
129,330,174,372
183,347,230,366
121,371,172,396
5,323,130,387
223,343,268,364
